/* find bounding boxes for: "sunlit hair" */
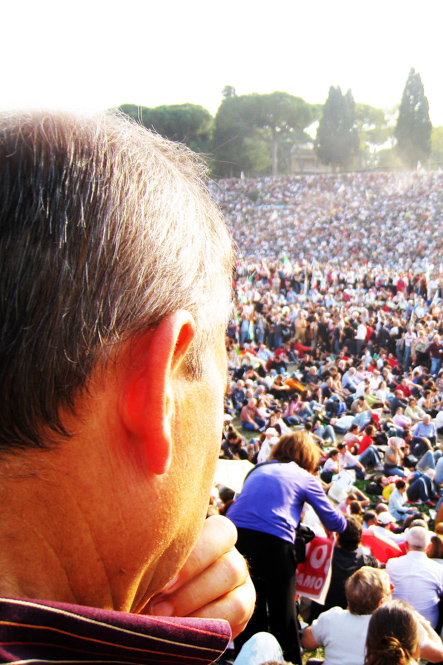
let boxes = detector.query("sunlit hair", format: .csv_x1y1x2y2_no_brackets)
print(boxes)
428,534,443,560
269,431,321,472
364,600,419,665
345,566,391,616
0,110,233,451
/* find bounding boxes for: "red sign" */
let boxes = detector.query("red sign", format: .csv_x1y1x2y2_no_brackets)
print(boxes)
296,535,335,604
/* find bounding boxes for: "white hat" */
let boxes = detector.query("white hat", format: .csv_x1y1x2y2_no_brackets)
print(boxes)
378,512,395,526
388,436,404,449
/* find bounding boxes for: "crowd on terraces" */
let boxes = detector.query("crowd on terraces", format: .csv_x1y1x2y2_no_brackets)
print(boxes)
212,171,443,665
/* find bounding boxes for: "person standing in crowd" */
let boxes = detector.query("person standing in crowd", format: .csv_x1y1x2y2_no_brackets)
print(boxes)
227,432,346,665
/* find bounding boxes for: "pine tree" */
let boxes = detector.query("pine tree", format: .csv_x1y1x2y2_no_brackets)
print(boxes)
315,86,359,170
395,68,432,167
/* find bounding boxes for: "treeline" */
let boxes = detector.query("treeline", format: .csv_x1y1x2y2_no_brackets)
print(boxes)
119,69,441,177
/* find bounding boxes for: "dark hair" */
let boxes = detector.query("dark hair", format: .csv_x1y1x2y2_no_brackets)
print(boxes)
338,515,362,551
365,600,419,665
363,510,377,525
396,480,406,490
269,431,321,473
350,500,362,516
0,111,232,452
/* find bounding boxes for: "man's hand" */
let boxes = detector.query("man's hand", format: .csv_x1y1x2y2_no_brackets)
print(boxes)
146,515,255,638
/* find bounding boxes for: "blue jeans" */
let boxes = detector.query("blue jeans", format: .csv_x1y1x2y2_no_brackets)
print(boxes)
345,464,366,480
407,473,434,502
234,632,284,665
316,424,336,443
242,417,266,431
431,357,442,377
353,411,372,430
404,345,412,369
358,446,381,468
417,449,442,472
435,457,443,484
384,465,407,478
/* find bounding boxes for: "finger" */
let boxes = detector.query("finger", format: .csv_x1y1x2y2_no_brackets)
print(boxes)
161,515,238,594
149,547,249,618
187,575,256,639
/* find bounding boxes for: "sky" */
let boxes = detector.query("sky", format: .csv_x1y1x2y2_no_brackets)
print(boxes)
3,0,443,126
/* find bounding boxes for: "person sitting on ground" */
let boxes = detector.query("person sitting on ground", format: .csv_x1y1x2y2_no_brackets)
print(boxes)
303,568,391,665
365,599,443,665
384,436,407,478
321,448,339,483
387,526,443,629
337,442,367,479
240,398,266,431
389,480,416,521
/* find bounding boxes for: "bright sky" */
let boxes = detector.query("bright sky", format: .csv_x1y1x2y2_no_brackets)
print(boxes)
3,0,443,126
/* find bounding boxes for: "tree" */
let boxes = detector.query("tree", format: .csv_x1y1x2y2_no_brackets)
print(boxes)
119,103,213,154
212,91,317,176
242,92,317,176
315,86,359,170
211,93,266,177
395,68,432,167
430,126,443,166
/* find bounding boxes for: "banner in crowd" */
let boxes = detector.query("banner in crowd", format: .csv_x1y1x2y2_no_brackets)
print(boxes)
296,535,335,604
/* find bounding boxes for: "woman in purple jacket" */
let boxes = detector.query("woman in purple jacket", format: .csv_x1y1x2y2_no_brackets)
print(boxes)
227,432,346,665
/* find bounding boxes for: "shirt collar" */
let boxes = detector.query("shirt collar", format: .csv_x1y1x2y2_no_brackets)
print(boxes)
0,597,231,664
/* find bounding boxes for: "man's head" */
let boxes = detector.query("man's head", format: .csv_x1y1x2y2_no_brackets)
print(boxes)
337,516,362,551
0,110,233,453
406,525,431,551
363,510,377,528
345,567,391,615
0,111,233,612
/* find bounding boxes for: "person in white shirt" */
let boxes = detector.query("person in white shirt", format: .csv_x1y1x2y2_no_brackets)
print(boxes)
302,566,443,665
386,527,443,629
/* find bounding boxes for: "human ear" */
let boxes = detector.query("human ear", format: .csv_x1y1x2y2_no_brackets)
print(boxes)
119,310,196,476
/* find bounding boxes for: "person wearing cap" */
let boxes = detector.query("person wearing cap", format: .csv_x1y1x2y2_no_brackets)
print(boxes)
386,526,443,629
384,436,407,477
370,511,405,544
256,432,280,463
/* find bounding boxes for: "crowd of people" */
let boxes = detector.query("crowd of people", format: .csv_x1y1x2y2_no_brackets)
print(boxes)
4,108,443,665
209,171,443,270
213,171,443,664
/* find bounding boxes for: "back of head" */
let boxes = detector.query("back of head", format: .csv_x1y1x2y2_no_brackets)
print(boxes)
365,600,419,665
406,525,431,550
269,431,320,472
338,515,362,551
0,110,233,452
345,566,391,616
428,534,443,560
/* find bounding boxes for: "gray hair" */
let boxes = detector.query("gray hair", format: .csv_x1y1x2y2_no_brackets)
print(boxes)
0,110,233,451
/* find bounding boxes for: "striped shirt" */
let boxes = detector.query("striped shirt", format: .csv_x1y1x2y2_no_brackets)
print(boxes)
0,597,231,664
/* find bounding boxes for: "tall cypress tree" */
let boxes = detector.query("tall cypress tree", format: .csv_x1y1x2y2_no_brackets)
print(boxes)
395,68,432,167
316,86,359,170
